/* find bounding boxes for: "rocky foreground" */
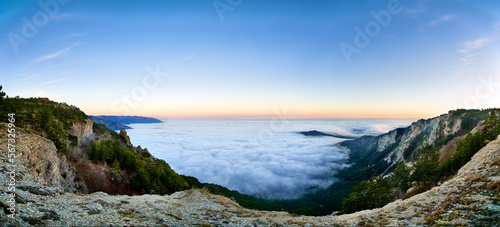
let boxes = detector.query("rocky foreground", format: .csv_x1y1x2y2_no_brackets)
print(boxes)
1,135,499,226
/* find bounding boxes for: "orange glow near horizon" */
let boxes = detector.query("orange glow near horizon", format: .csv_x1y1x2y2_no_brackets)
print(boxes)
80,94,447,120
85,106,439,120
74,93,449,120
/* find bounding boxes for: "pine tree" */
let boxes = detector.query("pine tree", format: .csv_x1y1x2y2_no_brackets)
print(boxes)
483,110,500,141
36,108,51,130
47,118,68,153
392,162,411,197
0,85,6,102
411,146,440,186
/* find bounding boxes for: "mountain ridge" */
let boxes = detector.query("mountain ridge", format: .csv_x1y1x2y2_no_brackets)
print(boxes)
339,110,490,176
0,96,498,224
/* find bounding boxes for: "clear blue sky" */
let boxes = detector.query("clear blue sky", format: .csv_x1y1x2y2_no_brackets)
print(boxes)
1,0,499,118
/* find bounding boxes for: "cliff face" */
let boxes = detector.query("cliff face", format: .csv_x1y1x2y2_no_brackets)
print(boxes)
0,118,98,193
69,119,96,145
0,123,80,192
340,110,488,175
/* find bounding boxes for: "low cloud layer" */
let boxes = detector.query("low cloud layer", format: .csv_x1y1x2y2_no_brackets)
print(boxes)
126,119,413,200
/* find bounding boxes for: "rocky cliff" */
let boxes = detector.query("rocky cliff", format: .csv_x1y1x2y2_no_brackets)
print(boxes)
68,119,96,145
0,123,82,193
340,110,489,175
0,118,100,194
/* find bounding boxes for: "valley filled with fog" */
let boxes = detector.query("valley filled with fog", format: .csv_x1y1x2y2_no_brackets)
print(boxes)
126,118,414,199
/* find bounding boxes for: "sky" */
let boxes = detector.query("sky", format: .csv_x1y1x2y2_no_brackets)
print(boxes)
1,0,499,119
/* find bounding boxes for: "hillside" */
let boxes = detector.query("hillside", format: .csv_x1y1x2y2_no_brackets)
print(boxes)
1,132,498,225
340,109,490,177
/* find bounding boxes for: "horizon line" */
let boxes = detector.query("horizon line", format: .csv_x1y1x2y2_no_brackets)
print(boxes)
88,114,424,120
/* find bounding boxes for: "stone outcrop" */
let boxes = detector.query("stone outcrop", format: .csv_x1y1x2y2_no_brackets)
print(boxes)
0,123,79,192
119,128,132,147
69,119,96,145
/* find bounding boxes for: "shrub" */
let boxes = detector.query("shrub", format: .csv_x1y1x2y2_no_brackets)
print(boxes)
68,134,78,147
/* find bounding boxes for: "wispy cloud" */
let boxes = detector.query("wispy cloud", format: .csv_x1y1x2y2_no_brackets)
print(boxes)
57,71,73,76
34,43,77,63
458,38,490,54
181,53,198,61
40,78,66,86
20,74,39,82
36,90,46,96
452,37,492,77
51,12,80,20
429,14,454,26
420,14,454,31
452,20,500,79
23,42,79,70
160,53,199,67
35,48,71,63
9,72,28,78
405,0,427,19
50,32,87,42
457,37,490,67
493,21,500,35
18,88,64,99
459,52,482,67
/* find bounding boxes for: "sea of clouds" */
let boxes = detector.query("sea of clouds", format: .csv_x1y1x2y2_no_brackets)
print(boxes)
125,118,414,200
